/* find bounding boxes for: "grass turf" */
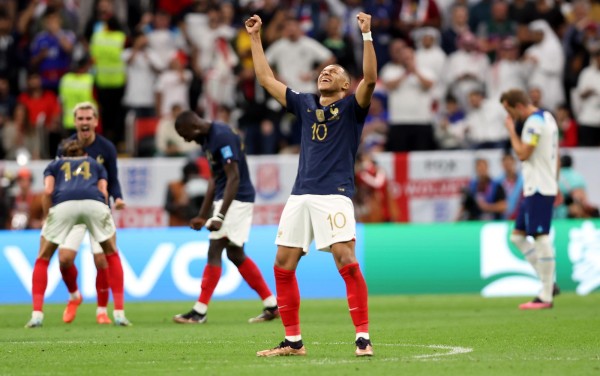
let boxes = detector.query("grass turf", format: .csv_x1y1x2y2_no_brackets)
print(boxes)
1,293,599,375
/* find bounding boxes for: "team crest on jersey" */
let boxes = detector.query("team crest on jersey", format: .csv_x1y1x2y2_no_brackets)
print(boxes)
96,155,104,165
316,109,325,122
328,106,340,121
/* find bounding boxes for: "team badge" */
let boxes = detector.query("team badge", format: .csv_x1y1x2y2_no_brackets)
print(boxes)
330,107,339,116
96,155,104,165
316,109,325,122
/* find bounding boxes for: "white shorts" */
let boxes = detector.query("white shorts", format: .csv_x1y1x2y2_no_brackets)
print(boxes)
275,194,356,252
61,224,103,254
42,200,116,248
207,200,254,247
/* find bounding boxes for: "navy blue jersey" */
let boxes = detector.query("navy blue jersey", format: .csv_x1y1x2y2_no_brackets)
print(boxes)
285,88,368,198
57,134,123,200
44,156,108,205
203,122,255,202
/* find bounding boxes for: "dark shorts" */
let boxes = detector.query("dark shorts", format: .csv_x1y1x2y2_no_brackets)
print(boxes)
515,193,555,236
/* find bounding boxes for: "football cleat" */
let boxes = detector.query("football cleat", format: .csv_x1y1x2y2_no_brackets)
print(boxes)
96,312,112,324
519,297,553,310
114,316,132,326
553,283,561,297
173,310,207,324
248,307,280,323
25,318,43,328
355,337,374,357
62,295,83,323
256,340,306,357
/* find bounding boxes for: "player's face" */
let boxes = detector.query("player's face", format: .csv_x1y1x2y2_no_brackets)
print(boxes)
317,65,348,94
176,123,205,144
502,101,521,121
74,109,98,140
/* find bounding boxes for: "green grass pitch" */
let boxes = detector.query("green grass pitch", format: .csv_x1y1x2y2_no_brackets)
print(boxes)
1,293,599,375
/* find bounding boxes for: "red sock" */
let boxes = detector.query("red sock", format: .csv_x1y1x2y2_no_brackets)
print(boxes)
106,253,124,310
32,258,50,311
339,263,369,333
198,265,222,305
96,267,110,308
274,266,300,336
237,258,273,300
60,264,78,293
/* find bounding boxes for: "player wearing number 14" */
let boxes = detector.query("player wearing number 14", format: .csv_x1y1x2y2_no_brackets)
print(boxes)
26,139,129,327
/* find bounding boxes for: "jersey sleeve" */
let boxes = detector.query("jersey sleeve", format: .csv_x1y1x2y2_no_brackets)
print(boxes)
216,133,241,164
352,95,370,124
521,115,544,146
93,158,108,181
285,88,303,117
43,161,58,178
103,140,124,200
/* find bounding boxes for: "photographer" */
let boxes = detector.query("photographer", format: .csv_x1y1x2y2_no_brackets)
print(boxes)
456,158,507,221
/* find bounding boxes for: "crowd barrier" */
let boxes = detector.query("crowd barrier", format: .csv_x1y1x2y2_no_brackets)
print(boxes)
1,220,598,304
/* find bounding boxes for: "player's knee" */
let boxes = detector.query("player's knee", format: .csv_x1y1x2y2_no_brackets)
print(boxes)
93,253,108,269
225,248,244,266
535,235,553,257
58,251,75,266
509,233,526,246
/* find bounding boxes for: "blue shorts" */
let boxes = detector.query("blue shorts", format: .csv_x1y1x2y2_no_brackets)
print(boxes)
515,193,555,236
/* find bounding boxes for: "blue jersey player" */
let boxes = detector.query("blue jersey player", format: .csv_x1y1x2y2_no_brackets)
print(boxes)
172,111,278,325
501,89,560,310
55,102,129,326
26,140,125,327
246,12,377,357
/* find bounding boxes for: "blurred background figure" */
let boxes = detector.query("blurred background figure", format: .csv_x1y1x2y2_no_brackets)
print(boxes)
155,103,198,157
354,153,395,223
463,88,508,150
434,93,466,150
574,46,600,146
164,160,209,227
555,154,600,219
496,152,523,220
555,103,578,147
8,167,43,230
457,158,506,221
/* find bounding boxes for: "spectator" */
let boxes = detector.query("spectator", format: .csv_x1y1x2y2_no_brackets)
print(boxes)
82,0,127,42
556,154,600,218
265,17,335,94
14,71,61,159
164,160,208,227
574,47,600,146
413,26,447,104
555,103,578,147
523,20,564,112
0,166,12,228
318,15,359,79
122,31,164,118
8,167,43,230
381,41,437,151
18,0,78,37
58,56,96,134
475,0,517,61
392,0,442,41
155,52,192,118
364,0,395,69
463,88,509,149
457,158,506,221
354,152,395,223
89,16,127,148
361,92,389,153
0,10,19,96
441,4,471,54
142,10,186,69
434,93,467,149
486,37,527,101
0,76,16,119
0,108,17,159
496,152,523,220
445,31,491,110
30,10,76,92
155,104,199,157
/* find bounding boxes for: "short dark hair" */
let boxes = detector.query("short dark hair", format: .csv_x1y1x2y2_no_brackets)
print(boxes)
332,64,351,85
174,110,198,130
60,139,85,157
500,89,530,107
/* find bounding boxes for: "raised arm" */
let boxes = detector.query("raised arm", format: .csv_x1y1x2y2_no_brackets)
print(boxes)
355,12,377,109
245,15,287,107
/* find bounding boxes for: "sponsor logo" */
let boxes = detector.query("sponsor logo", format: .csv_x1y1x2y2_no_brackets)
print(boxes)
568,221,600,295
480,223,543,297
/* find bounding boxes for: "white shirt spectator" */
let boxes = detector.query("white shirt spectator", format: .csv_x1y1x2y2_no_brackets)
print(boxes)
524,20,564,111
122,48,165,108
155,69,192,117
266,36,334,93
380,63,437,124
575,61,600,127
464,98,508,145
413,27,447,103
146,28,186,68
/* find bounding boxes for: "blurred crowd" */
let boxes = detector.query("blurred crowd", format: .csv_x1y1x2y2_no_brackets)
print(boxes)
0,0,599,161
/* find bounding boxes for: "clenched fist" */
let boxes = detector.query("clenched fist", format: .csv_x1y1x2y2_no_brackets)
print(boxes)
356,12,372,33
